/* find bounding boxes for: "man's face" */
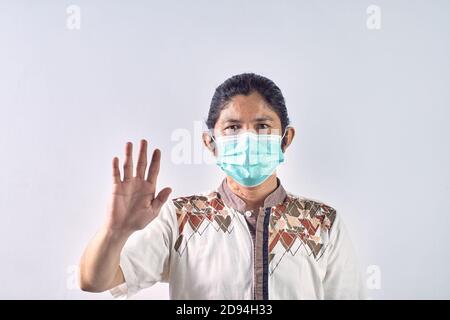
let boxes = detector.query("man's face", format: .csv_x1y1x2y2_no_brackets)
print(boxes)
202,91,295,155
213,91,283,137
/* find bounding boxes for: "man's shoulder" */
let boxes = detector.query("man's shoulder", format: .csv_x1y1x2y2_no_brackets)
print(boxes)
284,192,337,210
169,190,224,213
282,192,338,227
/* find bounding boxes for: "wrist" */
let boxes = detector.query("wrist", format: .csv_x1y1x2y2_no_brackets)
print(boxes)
101,223,134,242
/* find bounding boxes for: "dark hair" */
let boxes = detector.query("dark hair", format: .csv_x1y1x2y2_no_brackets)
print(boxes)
206,73,290,133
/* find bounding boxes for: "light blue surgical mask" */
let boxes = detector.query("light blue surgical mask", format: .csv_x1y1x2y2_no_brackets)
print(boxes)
212,131,286,187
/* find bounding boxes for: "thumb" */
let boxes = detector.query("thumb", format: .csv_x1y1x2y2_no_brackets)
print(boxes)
152,187,172,212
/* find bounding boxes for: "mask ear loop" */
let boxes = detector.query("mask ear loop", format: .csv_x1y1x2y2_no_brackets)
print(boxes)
281,126,290,150
207,130,216,153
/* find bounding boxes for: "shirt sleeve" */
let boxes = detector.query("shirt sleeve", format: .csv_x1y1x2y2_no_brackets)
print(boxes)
322,212,368,299
109,200,176,299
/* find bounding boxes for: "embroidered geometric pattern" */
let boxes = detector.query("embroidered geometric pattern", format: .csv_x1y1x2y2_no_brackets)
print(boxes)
171,191,337,272
268,195,337,274
172,192,235,256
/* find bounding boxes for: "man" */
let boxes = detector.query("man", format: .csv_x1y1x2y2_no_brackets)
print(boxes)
79,73,366,299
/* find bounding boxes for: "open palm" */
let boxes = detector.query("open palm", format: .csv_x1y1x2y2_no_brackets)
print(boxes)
106,139,172,234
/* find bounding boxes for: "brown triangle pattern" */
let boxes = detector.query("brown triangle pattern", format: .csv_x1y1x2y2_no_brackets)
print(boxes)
268,195,336,272
172,192,234,255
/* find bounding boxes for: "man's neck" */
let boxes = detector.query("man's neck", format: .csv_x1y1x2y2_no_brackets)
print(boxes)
226,175,278,211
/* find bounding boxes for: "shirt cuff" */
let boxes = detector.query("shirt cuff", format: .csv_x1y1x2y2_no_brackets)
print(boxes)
109,253,139,299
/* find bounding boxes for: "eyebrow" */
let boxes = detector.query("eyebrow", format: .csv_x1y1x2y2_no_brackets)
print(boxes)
220,118,241,124
254,116,275,122
220,115,275,123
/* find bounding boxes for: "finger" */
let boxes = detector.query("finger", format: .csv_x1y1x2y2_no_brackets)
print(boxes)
112,157,121,184
123,142,133,181
152,187,172,212
136,139,148,179
146,149,161,187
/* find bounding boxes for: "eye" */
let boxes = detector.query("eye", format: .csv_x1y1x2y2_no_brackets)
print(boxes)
256,123,270,132
224,125,240,135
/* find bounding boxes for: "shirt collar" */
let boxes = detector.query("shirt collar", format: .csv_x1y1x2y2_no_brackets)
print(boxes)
217,177,287,213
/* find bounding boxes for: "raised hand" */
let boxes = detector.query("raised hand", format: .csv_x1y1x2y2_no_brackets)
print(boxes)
106,139,172,235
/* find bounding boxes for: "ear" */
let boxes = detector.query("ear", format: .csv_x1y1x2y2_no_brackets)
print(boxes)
202,132,215,155
282,127,295,152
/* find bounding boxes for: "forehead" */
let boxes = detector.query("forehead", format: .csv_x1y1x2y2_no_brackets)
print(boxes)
217,91,280,123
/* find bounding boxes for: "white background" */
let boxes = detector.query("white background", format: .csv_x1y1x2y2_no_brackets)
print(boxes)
0,0,449,299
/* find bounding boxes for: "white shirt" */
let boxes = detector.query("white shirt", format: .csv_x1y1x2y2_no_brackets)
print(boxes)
110,181,367,299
